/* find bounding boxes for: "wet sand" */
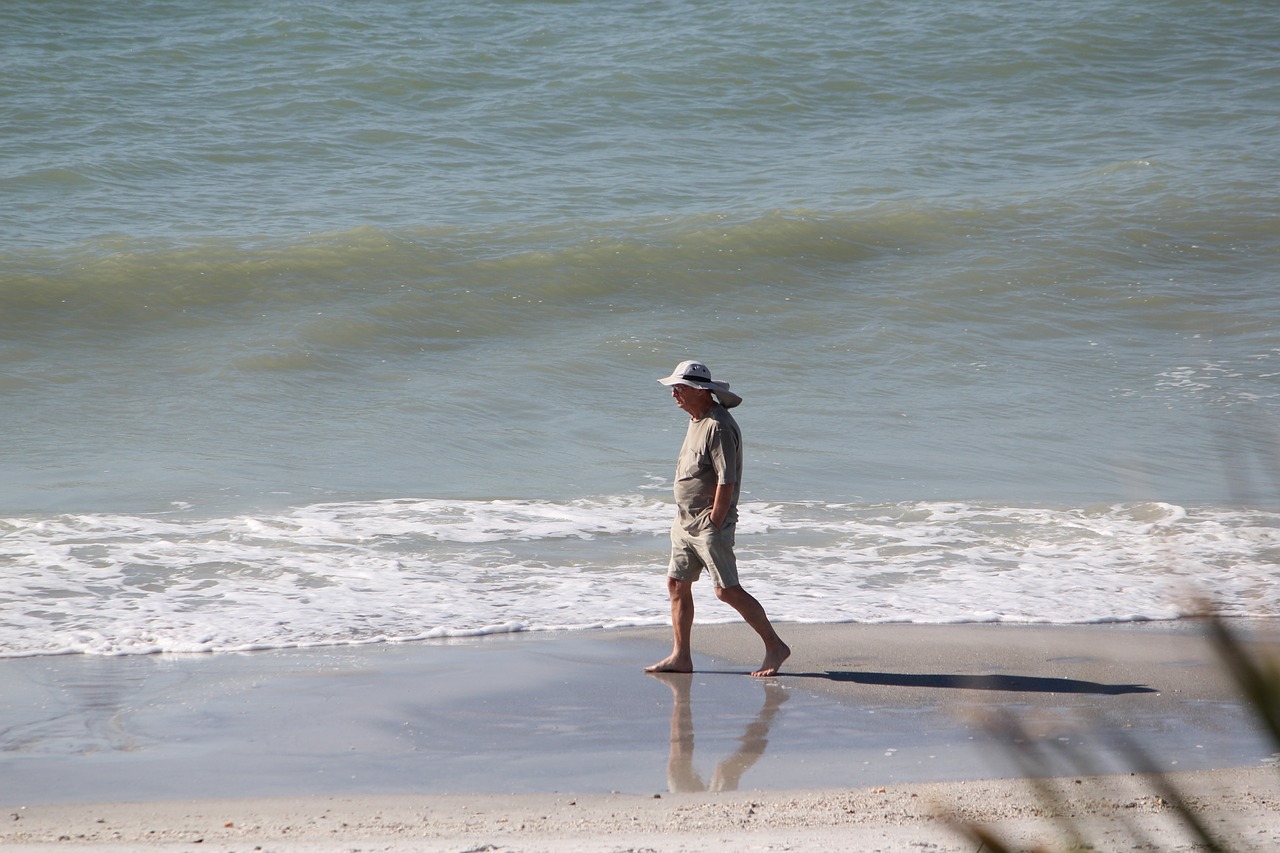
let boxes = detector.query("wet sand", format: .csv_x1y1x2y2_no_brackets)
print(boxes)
2,620,1277,851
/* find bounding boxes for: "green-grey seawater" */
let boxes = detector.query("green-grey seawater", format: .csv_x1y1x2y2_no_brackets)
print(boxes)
1,0,1277,653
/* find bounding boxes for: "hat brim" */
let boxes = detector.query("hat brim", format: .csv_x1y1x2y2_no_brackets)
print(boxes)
657,375,743,409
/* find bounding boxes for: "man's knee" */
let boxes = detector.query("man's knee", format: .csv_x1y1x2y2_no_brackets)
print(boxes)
714,583,744,603
667,576,694,598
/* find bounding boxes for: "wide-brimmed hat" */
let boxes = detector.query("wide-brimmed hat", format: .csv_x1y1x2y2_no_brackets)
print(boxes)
657,360,742,409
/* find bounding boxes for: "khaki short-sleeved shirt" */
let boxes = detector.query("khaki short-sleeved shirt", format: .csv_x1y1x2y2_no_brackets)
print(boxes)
673,405,742,532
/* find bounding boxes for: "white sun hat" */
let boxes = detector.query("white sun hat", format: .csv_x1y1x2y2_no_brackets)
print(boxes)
657,360,743,409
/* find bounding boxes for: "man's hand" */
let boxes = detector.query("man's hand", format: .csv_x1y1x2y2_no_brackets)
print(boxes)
710,482,735,528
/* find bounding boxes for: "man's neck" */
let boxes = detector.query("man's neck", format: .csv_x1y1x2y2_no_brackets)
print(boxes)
689,401,716,420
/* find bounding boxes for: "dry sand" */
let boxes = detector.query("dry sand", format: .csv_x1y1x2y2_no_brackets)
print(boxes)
3,620,1277,852
3,766,1278,852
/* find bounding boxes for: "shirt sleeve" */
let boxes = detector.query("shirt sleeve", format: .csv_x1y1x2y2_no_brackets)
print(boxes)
707,421,739,485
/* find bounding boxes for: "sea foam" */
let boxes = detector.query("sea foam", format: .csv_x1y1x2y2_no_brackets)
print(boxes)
2,497,1275,657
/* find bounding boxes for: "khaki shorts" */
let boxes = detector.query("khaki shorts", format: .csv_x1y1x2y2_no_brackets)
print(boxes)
668,520,739,588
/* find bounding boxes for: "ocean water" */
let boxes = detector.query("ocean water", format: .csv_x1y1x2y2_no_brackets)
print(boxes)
2,0,1278,656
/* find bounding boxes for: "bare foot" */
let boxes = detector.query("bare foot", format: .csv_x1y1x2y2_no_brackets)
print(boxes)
645,670,693,690
750,641,791,677
644,655,694,674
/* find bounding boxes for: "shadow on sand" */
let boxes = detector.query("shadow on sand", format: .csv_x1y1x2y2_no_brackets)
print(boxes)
785,670,1158,695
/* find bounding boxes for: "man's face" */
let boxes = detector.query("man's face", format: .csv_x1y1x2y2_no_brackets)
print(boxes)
671,383,712,416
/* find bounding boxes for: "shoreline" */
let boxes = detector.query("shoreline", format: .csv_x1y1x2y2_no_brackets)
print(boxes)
2,619,1277,851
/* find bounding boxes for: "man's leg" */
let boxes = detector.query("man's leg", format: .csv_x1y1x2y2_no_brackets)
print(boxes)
645,577,696,673
715,584,791,677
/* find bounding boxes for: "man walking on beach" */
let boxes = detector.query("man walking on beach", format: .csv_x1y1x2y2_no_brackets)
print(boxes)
645,360,791,678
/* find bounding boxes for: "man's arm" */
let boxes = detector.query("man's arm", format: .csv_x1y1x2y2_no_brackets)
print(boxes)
710,481,735,528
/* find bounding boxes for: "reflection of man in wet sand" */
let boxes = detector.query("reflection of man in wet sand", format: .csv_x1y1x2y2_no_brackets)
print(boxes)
645,361,790,677
650,672,789,792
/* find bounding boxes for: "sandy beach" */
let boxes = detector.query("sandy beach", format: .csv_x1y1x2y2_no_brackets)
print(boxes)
3,620,1277,851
